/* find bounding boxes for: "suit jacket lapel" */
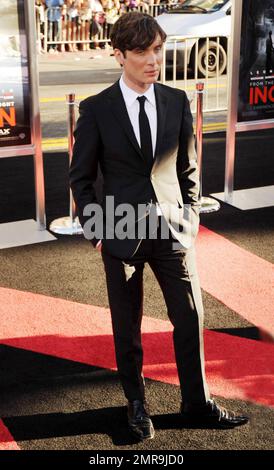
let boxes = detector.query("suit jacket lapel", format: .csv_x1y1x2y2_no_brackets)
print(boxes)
108,81,168,168
108,81,145,162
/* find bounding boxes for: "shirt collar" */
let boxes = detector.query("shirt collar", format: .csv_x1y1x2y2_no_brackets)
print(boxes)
119,74,156,108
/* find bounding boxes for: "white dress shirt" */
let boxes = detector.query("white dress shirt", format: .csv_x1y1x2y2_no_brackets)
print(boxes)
119,74,157,156
119,74,162,218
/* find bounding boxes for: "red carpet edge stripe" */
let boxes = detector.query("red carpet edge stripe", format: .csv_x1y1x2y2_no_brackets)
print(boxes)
197,226,274,336
0,420,20,450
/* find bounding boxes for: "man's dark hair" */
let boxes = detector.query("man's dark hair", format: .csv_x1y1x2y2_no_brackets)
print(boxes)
110,12,166,54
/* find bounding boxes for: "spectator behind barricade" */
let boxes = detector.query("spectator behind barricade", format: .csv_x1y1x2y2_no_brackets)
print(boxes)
124,0,153,15
124,0,139,11
102,0,120,41
139,0,150,13
90,0,105,50
79,0,92,51
67,0,81,51
35,0,46,53
45,0,64,53
124,0,152,15
60,2,67,52
153,0,173,15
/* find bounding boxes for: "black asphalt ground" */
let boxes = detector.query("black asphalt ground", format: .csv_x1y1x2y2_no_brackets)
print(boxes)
0,129,273,456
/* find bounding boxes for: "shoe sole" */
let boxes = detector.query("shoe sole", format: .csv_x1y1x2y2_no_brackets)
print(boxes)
181,419,249,429
129,426,155,441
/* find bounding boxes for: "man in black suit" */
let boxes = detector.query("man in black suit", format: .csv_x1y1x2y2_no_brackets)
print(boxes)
70,12,248,440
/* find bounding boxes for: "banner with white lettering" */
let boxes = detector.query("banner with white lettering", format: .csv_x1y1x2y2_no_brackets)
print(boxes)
238,0,274,122
0,0,31,147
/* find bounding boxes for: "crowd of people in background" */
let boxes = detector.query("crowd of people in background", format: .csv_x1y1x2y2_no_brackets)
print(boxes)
35,0,184,53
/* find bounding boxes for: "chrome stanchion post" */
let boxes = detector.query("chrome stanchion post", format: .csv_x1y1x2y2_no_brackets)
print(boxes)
49,94,83,235
196,82,204,196
195,82,220,213
67,93,77,222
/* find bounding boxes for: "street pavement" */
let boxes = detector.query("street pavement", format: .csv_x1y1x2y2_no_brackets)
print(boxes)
38,50,228,151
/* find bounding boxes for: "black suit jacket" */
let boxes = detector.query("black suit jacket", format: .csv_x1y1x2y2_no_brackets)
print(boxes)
69,80,200,259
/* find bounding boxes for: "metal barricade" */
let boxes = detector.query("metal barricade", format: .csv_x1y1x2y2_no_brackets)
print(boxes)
43,8,111,53
161,35,229,113
38,3,176,53
136,3,167,17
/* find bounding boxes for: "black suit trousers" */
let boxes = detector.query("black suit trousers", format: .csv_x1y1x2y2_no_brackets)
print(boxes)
101,215,209,405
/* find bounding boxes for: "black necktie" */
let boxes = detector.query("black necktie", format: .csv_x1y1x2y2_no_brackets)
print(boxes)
137,96,154,167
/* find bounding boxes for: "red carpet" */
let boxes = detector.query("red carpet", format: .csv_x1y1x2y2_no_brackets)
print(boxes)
0,286,273,410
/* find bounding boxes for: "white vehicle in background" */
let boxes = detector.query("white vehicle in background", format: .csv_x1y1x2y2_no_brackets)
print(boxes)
157,0,232,77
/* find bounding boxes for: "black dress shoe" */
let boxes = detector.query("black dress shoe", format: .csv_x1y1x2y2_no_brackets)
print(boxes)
127,400,155,440
180,399,249,429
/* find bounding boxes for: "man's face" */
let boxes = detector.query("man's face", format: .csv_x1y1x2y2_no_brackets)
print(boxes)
114,34,164,88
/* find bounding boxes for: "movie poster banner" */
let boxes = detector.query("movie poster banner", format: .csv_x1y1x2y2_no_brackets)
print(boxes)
0,0,31,148
238,0,274,122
